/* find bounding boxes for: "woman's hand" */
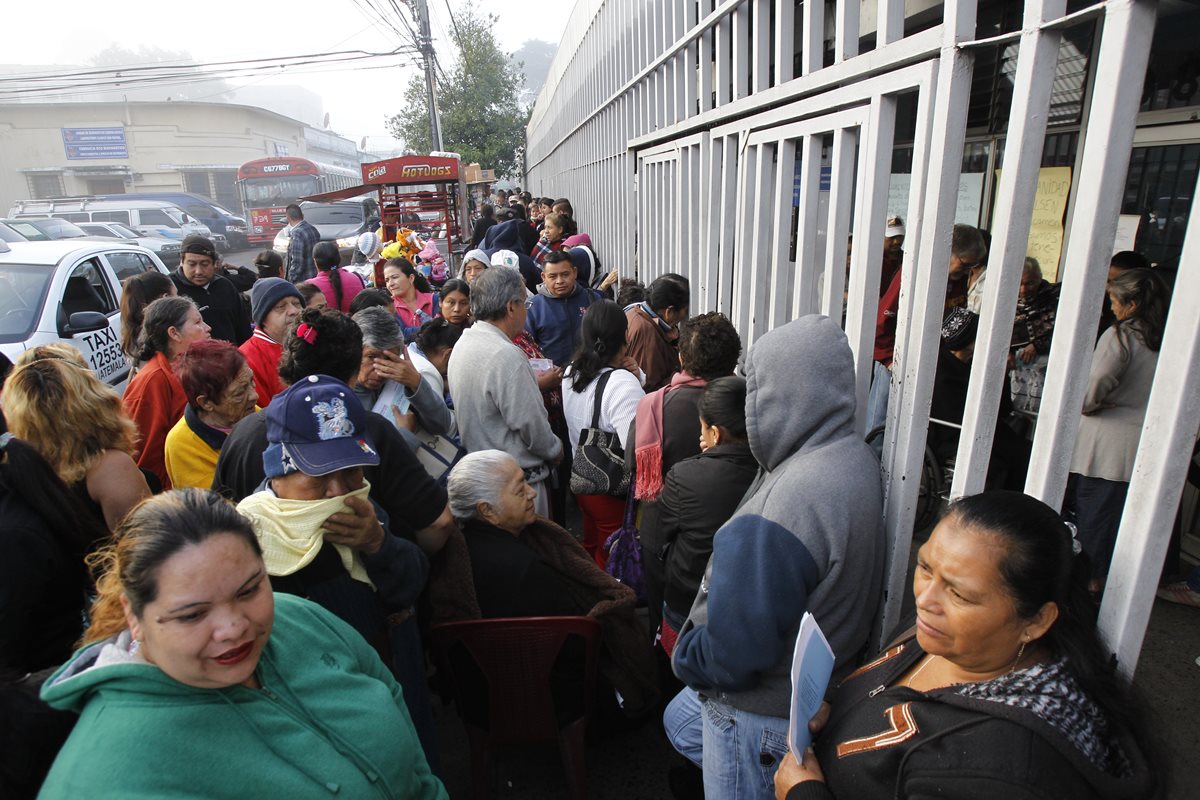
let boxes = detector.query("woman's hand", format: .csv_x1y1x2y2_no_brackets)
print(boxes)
323,494,386,555
391,407,417,432
809,701,831,735
599,269,619,291
536,366,563,391
1018,343,1038,363
774,749,826,799
372,350,421,390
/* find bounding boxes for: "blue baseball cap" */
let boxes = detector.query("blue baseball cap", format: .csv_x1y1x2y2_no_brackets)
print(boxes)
263,375,379,478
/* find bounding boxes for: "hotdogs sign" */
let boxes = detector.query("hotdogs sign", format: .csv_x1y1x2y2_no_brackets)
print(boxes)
362,156,460,185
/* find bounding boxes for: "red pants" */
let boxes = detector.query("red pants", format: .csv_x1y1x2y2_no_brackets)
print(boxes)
574,493,626,570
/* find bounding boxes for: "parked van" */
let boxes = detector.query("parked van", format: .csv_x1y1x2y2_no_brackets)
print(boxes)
98,192,248,248
7,199,216,245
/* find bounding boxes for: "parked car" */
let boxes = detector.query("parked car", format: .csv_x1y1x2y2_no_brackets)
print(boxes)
0,217,90,241
7,198,222,248
272,198,381,266
77,221,182,262
0,239,171,390
0,222,28,242
93,192,249,249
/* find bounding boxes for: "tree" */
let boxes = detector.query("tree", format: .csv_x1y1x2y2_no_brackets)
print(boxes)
89,45,232,102
385,7,528,177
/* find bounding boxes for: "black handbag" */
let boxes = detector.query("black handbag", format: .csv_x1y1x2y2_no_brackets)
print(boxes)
569,370,631,496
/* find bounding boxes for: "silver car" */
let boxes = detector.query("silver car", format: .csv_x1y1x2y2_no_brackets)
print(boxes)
78,221,182,262
0,239,171,391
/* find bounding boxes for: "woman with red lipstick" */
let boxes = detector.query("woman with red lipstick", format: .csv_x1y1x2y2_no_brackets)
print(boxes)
772,492,1160,800
38,489,446,799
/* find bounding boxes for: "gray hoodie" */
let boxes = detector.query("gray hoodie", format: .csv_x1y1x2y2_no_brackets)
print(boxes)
672,314,885,717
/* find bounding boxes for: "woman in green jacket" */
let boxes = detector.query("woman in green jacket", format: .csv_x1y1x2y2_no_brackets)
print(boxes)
38,489,446,800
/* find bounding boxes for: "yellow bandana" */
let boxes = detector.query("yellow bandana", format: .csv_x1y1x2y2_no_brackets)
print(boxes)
236,482,375,587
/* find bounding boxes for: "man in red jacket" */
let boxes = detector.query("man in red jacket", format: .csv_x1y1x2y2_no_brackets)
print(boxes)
240,278,303,405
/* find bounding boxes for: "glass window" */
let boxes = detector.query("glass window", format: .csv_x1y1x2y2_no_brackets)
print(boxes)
106,251,156,283
80,224,119,238
0,264,54,343
61,258,118,318
1121,143,1199,268
55,213,89,222
240,176,319,205
139,208,177,227
3,221,52,241
301,203,364,225
92,210,131,224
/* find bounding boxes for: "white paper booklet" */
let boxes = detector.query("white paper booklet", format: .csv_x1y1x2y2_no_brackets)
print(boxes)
788,612,836,759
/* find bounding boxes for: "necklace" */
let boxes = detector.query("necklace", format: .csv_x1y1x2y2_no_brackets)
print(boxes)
904,653,938,688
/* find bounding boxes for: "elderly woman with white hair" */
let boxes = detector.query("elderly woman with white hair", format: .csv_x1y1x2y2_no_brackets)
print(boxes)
352,306,455,443
435,450,661,718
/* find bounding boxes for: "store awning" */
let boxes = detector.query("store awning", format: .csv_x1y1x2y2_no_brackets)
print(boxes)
299,184,374,203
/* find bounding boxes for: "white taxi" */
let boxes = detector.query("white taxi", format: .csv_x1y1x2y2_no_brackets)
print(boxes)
0,240,170,391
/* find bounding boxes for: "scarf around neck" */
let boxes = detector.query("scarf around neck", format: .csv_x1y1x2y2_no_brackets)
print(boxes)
633,371,707,501
237,483,374,587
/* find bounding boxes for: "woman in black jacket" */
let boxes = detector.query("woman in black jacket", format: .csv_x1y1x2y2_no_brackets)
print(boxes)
658,376,759,653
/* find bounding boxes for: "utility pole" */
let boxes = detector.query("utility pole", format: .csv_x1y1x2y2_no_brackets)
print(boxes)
414,0,444,152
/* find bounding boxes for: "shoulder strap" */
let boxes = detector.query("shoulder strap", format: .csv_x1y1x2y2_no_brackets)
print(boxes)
590,369,614,428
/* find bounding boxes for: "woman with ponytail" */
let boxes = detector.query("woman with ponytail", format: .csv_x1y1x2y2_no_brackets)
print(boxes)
561,300,645,567
772,491,1163,800
308,241,364,313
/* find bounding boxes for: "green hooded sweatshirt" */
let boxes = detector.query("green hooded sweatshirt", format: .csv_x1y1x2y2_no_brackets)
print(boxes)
38,593,446,800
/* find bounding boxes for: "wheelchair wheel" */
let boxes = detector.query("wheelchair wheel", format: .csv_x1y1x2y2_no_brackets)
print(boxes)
865,426,946,533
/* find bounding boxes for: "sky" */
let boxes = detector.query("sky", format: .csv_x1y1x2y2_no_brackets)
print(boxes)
2,0,574,142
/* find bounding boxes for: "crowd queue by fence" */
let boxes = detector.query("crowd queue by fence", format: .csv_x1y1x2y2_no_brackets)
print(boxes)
0,187,1188,799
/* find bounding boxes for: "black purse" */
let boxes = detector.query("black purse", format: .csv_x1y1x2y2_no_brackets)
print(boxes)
569,370,631,496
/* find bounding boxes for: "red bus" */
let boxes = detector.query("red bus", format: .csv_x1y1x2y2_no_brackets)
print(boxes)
236,156,361,244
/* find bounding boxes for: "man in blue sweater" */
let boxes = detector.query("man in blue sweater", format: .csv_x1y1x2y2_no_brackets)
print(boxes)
525,250,602,366
664,315,885,800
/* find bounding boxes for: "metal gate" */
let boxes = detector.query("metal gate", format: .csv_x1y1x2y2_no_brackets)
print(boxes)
527,0,1197,677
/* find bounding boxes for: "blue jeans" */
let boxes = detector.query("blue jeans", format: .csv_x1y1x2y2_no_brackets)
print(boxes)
865,361,891,457
664,687,789,800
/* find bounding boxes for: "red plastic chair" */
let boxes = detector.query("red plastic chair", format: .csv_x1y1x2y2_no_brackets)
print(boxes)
431,616,601,800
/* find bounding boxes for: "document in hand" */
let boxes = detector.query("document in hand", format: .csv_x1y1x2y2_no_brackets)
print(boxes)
788,612,835,759
371,380,411,422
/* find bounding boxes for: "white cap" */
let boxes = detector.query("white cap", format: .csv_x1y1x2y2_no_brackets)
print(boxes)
885,216,905,238
491,249,520,270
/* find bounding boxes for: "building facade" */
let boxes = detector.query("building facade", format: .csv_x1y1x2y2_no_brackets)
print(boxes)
0,100,365,213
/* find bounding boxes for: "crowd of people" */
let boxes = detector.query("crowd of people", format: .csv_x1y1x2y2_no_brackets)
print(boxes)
0,187,1182,799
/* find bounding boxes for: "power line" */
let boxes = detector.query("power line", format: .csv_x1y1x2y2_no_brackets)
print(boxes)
0,50,416,100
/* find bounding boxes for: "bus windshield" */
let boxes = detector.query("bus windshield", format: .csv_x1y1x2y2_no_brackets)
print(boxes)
240,176,319,205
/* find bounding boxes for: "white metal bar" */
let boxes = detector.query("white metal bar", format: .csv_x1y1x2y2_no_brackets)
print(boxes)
768,138,798,330
733,2,750,100
820,126,858,319
732,141,760,337
876,0,905,47
876,0,979,644
952,0,1066,498
834,0,861,64
1025,0,1159,509
716,13,732,106
792,134,822,317
801,0,824,75
753,0,771,92
1100,168,1200,679
747,141,776,343
699,2,715,112
774,0,795,84
843,94,897,432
